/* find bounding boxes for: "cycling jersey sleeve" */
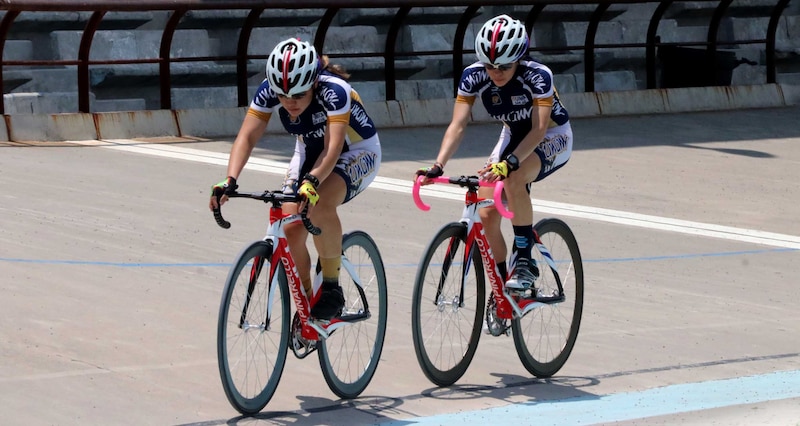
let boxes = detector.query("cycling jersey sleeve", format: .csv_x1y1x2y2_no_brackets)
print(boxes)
246,79,279,122
318,78,351,125
456,94,477,105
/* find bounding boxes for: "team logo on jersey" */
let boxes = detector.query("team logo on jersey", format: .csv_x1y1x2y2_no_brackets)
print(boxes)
289,115,301,125
511,95,528,106
312,111,326,125
320,85,340,106
491,92,502,106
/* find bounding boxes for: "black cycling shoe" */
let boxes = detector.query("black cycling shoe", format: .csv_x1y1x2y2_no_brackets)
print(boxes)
311,281,345,321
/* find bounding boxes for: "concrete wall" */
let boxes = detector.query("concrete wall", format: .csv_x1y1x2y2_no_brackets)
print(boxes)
2,83,797,142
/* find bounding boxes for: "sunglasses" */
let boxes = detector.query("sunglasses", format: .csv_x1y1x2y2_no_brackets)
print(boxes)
483,63,514,71
277,91,309,100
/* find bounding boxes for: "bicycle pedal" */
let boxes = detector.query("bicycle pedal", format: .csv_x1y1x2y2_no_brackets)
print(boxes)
505,288,532,298
309,318,331,326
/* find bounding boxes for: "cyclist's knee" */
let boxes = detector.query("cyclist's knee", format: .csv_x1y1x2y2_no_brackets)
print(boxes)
479,206,502,225
285,221,308,240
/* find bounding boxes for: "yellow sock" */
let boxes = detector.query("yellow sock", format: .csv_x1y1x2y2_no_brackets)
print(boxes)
320,256,341,283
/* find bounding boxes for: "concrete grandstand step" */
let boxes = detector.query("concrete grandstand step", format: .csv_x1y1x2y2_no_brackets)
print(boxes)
3,91,81,114
87,62,259,88
506,4,626,22
50,29,213,61
337,7,477,26
250,25,382,56
777,72,800,85
171,86,238,110
2,40,33,61
4,68,77,93
177,9,324,29
8,11,154,32
568,70,639,92
351,79,455,103
93,98,147,113
666,0,776,26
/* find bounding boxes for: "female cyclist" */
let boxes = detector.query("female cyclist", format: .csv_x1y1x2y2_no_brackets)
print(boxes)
210,38,382,320
417,14,573,291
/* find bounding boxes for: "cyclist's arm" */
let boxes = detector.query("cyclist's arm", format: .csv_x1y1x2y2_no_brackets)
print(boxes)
308,120,347,183
227,113,269,179
435,100,473,167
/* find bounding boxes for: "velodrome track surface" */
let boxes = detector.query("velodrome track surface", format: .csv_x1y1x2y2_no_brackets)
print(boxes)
2,106,799,425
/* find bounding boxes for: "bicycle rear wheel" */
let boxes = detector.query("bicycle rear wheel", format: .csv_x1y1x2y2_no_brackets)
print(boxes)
411,222,485,387
318,231,388,399
512,218,584,378
217,240,290,415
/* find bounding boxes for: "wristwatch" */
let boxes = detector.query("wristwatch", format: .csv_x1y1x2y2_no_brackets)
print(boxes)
504,153,520,171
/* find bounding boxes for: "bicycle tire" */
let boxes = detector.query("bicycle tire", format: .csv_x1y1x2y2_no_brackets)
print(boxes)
318,231,388,399
411,222,485,386
217,240,290,415
512,218,584,378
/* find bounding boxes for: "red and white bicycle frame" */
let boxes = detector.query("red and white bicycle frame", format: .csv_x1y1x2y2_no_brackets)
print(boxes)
260,205,349,341
413,175,553,321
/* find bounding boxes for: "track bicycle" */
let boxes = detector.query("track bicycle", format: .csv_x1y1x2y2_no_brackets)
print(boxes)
211,189,388,415
411,175,583,386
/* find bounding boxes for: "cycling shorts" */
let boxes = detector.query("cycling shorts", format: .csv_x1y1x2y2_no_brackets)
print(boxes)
487,123,572,183
283,134,381,204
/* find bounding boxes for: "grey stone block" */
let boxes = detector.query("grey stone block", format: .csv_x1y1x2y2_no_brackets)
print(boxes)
8,11,153,32
178,9,323,29
573,70,639,92
50,29,211,60
171,86,238,110
4,68,78,93
3,40,34,61
338,7,470,26
3,91,86,115
93,98,147,113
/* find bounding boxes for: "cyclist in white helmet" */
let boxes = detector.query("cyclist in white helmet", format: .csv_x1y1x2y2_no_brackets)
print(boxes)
210,38,382,320
417,14,573,292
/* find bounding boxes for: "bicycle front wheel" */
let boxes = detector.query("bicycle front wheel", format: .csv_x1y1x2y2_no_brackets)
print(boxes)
318,231,388,399
412,222,485,387
217,241,290,415
512,218,584,378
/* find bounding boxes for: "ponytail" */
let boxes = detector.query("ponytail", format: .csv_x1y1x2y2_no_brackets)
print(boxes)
320,55,351,80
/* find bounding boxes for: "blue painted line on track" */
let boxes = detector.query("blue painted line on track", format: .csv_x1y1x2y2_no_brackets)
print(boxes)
0,257,230,267
383,370,800,426
1,247,796,268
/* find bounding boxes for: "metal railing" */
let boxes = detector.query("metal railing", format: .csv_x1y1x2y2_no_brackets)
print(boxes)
0,0,793,114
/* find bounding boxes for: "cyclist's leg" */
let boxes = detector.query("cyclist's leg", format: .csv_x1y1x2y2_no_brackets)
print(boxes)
489,130,541,289
310,174,347,260
283,148,314,298
507,125,574,289
477,194,507,268
281,206,313,297
310,135,381,319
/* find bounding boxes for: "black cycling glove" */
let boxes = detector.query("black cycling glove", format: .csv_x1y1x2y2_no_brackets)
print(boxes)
416,162,444,178
211,176,238,197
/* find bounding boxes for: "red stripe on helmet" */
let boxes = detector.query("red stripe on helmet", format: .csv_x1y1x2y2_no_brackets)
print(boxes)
490,20,503,63
281,48,291,93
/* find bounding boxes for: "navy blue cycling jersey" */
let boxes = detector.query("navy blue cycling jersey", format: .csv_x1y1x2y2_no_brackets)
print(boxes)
457,59,569,145
247,70,377,153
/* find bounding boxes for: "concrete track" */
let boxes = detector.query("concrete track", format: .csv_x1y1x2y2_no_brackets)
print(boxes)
1,106,799,425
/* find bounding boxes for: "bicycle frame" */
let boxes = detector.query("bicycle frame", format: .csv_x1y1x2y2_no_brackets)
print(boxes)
264,203,375,340
414,176,564,321
214,193,360,346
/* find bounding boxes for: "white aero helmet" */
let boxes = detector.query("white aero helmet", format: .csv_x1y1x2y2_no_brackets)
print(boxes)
475,14,530,66
266,38,319,96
